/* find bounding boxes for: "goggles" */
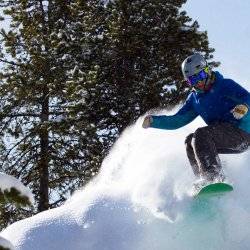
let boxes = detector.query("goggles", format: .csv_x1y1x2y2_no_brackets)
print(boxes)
187,67,209,86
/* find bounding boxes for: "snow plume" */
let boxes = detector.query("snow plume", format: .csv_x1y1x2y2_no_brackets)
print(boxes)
1,112,250,250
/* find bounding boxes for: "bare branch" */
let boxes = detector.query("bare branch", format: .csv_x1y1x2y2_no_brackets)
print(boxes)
2,112,41,118
0,58,22,67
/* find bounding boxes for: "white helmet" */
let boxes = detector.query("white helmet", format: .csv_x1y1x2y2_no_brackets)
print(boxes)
181,53,207,80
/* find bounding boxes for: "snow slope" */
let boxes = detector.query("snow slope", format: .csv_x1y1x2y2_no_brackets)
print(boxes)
1,113,250,250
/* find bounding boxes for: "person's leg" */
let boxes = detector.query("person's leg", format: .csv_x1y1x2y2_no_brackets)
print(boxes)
185,133,200,177
192,122,250,180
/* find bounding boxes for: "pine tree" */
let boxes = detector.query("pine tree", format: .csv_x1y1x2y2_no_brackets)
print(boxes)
73,0,218,144
0,0,102,217
0,0,218,226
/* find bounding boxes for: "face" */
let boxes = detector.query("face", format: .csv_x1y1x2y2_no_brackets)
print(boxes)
193,79,208,91
186,67,210,92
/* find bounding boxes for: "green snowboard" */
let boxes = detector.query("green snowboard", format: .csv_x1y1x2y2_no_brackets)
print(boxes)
196,182,233,197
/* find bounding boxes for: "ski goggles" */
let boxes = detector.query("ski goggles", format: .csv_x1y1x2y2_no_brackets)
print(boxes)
187,67,209,86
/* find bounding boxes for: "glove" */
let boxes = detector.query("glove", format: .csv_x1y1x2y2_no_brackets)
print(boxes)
231,104,249,119
142,115,153,128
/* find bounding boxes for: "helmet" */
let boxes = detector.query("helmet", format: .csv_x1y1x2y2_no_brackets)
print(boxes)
181,53,208,80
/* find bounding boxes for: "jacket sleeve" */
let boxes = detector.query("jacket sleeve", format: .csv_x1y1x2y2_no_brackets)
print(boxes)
150,94,198,130
224,79,250,106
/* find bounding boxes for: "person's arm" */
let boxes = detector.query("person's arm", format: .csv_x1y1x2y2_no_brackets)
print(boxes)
143,94,198,130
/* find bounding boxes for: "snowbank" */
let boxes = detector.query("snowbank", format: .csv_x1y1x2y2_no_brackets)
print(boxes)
0,235,15,250
0,173,34,205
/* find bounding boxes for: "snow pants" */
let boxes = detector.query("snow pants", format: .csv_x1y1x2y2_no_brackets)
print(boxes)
185,122,250,180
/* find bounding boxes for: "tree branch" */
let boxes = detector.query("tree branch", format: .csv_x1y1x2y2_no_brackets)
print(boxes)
0,58,22,67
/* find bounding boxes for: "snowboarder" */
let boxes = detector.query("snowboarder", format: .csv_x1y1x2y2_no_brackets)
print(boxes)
142,53,250,182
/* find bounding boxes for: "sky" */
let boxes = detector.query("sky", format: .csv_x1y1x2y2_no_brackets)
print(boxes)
183,0,250,89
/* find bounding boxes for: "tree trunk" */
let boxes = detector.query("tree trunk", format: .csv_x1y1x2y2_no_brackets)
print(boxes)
38,90,49,212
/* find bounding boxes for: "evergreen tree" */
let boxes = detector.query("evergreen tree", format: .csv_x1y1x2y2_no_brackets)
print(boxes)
0,0,102,217
72,0,218,146
0,0,218,226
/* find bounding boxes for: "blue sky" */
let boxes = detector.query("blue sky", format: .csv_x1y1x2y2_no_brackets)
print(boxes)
184,0,250,88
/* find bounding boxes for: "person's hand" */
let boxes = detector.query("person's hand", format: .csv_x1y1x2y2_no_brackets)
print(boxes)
142,115,153,128
231,104,249,119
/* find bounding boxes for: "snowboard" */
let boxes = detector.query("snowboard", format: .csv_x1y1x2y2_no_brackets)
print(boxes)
195,182,233,197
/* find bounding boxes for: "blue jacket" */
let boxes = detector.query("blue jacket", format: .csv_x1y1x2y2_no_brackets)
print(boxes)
151,71,250,134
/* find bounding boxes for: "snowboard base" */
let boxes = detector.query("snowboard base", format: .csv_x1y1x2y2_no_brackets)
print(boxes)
196,182,233,197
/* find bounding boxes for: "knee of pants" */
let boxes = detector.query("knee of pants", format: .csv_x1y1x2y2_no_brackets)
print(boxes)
193,126,210,140
185,133,194,147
